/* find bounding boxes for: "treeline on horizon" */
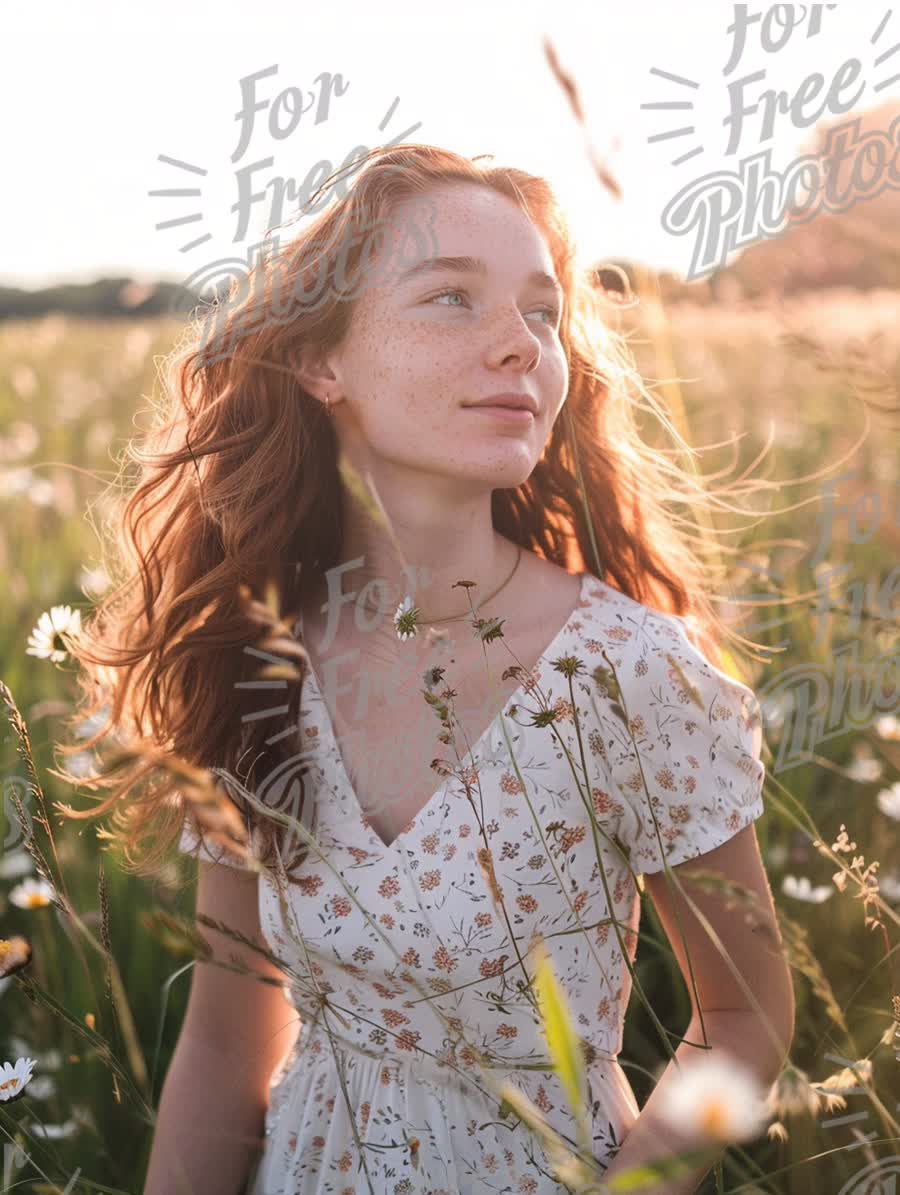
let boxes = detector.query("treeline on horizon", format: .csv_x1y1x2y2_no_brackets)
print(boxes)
3,209,900,325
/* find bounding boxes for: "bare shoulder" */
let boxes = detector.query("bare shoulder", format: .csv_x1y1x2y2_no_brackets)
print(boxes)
516,552,585,634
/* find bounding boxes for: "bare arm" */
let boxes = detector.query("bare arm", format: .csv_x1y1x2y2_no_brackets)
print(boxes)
144,1032,272,1195
143,860,300,1195
602,826,795,1194
601,1009,787,1195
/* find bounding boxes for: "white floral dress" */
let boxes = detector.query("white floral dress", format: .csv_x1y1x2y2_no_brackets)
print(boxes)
179,571,767,1194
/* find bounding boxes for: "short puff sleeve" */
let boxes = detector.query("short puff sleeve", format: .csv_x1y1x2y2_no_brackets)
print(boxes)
176,768,259,871
604,608,766,875
177,816,254,870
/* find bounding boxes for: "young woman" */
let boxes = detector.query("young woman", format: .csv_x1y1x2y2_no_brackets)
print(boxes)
66,144,793,1194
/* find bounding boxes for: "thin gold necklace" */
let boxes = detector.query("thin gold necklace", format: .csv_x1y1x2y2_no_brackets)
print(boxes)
362,544,523,625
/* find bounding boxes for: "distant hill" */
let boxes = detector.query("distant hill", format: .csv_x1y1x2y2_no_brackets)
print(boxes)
591,100,900,306
644,99,900,305
0,277,205,321
713,99,900,300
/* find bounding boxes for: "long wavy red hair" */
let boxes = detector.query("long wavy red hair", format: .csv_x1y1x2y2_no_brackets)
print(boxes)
56,142,768,882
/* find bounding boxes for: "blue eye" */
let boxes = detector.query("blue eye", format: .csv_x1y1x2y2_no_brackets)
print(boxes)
426,287,560,327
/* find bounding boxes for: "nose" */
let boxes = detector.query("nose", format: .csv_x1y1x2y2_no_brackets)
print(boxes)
482,304,542,372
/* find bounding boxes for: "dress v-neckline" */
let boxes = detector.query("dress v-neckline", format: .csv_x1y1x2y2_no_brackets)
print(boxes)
297,571,590,854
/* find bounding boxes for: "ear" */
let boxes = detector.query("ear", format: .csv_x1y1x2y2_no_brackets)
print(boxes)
290,347,342,407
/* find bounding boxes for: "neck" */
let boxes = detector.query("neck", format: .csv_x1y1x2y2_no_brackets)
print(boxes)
305,480,521,647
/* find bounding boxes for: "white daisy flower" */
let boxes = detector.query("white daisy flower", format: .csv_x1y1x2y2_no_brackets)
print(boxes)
9,877,56,909
23,1074,56,1100
28,479,56,507
0,466,34,499
0,976,12,999
0,848,35,880
74,704,112,740
878,872,900,904
876,782,900,822
766,843,789,869
0,421,38,464
24,1117,79,1139
845,753,883,783
761,693,795,732
25,605,82,663
60,750,99,779
78,564,111,599
658,1053,770,1144
10,365,37,400
875,714,900,742
0,1056,36,1103
393,595,421,641
782,875,833,903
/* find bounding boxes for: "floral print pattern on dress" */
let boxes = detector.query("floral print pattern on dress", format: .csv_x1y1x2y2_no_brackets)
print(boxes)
178,572,767,1193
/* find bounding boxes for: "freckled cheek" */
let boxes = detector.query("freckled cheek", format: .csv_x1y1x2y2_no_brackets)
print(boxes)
398,323,465,368
352,326,463,411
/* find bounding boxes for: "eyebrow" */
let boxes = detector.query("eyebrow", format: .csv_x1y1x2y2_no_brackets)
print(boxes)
396,255,563,301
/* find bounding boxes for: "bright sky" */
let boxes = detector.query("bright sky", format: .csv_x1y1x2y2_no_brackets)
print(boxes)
4,0,896,290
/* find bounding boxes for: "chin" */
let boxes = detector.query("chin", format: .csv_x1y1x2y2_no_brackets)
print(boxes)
452,456,535,487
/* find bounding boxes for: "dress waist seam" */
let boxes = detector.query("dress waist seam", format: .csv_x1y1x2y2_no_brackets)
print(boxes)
294,1022,620,1070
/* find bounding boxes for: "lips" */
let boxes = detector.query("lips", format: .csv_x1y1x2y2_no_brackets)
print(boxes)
465,393,538,415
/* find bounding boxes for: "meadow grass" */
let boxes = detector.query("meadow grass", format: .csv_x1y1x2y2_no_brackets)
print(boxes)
0,290,898,1193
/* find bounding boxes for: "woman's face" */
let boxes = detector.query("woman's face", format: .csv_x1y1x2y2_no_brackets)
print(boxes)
325,181,570,493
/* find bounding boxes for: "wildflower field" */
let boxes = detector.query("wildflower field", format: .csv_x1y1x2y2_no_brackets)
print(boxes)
0,289,898,1193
